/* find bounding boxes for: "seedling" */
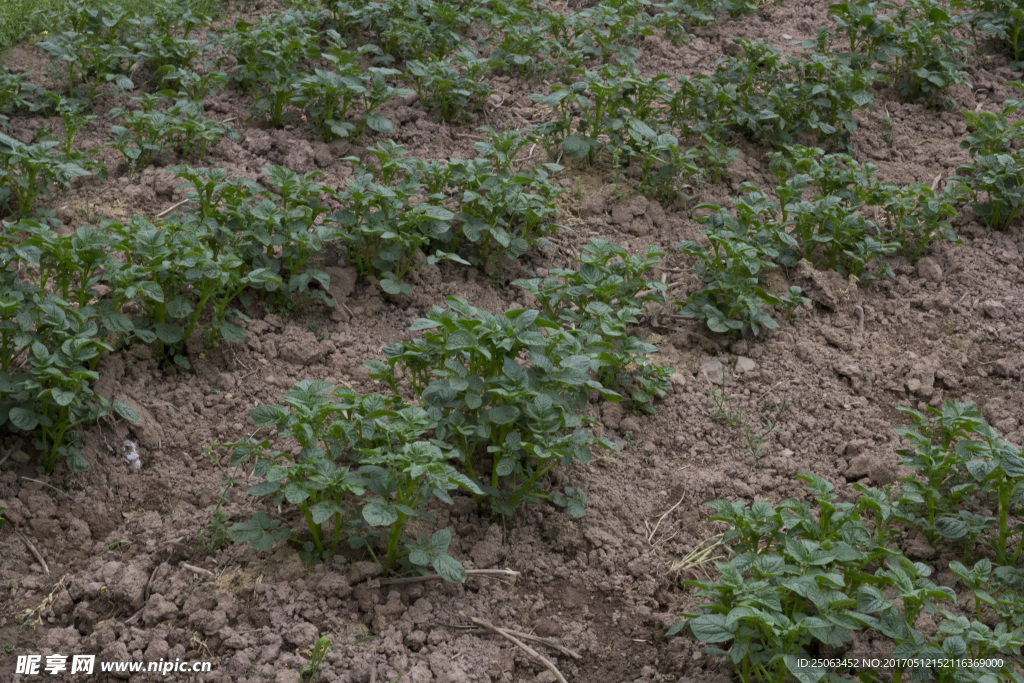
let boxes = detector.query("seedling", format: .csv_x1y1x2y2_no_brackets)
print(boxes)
301,636,330,683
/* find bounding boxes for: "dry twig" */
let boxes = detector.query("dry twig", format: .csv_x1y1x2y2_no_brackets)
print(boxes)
21,477,72,499
645,493,685,545
444,624,581,660
156,198,190,218
181,562,215,578
17,531,50,577
470,617,568,683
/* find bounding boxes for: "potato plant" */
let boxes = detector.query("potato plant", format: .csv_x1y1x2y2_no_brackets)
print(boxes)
677,185,794,337
35,1,135,103
710,39,879,150
514,238,673,413
894,402,1024,566
820,0,971,107
367,297,620,516
227,382,379,559
0,132,94,218
955,90,1024,230
0,227,140,472
406,51,495,123
671,472,1024,683
222,10,322,127
109,94,235,171
291,37,381,142
955,0,1024,66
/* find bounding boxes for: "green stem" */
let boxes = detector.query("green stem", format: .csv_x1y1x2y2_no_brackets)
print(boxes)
383,510,406,575
300,501,324,553
331,512,342,556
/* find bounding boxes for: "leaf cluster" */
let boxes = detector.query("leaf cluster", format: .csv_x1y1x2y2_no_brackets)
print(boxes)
672,468,1024,683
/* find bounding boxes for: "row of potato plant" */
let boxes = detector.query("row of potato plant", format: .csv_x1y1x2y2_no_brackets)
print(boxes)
676,143,962,336
0,132,566,468
225,240,674,577
672,401,1024,683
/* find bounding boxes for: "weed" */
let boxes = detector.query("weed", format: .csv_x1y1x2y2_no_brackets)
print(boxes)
301,636,330,683
707,388,741,427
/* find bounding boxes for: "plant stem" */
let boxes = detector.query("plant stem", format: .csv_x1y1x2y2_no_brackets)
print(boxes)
300,501,324,554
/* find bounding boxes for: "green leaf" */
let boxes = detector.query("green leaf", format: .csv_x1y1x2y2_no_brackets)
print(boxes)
102,313,135,333
154,323,184,344
784,655,827,683
284,481,309,504
227,511,290,552
51,388,76,407
220,321,247,344
687,614,734,643
8,407,38,431
310,500,341,525
362,499,398,527
495,456,516,477
489,405,520,425
430,528,452,552
561,134,594,158
250,404,284,426
166,297,193,320
365,113,392,133
113,400,140,422
380,275,410,295
935,515,969,540
432,552,466,583
133,328,157,344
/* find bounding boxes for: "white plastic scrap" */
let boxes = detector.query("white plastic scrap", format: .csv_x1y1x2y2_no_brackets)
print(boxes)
123,440,141,471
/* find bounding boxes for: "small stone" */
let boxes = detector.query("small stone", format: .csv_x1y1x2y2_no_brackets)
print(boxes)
278,329,324,366
534,618,562,637
620,415,642,434
982,299,1007,318
699,358,724,385
313,146,334,168
734,356,757,375
647,200,666,227
780,449,794,458
406,630,427,651
916,257,943,283
668,372,687,388
906,378,922,393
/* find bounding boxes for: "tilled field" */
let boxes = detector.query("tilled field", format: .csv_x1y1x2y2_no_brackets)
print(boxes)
2,0,1024,682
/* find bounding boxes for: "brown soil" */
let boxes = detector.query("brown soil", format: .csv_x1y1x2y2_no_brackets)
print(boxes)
2,1,1024,682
